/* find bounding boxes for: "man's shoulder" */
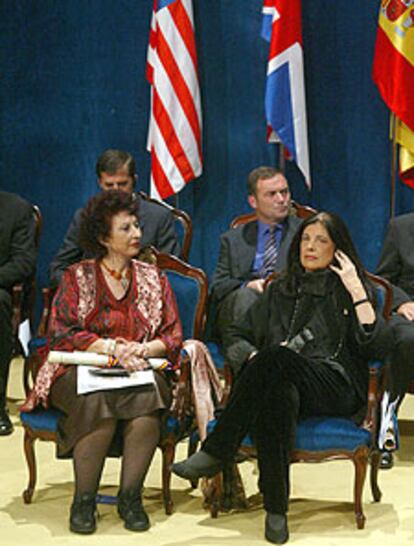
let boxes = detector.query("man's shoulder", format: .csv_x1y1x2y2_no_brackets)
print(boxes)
221,221,257,240
390,212,414,229
286,214,302,230
139,196,172,220
0,191,32,214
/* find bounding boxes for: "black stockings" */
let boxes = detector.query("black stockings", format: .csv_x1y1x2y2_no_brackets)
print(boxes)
73,414,160,496
119,414,160,492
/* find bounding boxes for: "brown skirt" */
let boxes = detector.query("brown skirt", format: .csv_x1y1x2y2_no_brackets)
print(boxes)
50,367,172,458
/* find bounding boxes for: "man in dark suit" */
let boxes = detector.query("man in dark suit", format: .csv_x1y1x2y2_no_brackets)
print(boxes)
49,149,181,288
376,213,414,468
210,166,302,371
0,191,36,435
377,213,414,393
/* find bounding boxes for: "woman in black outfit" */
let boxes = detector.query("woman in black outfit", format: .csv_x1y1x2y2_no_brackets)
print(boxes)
172,212,392,544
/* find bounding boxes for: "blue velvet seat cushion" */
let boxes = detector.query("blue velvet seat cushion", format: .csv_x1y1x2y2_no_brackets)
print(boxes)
204,416,372,453
20,407,63,432
165,414,194,436
21,408,194,437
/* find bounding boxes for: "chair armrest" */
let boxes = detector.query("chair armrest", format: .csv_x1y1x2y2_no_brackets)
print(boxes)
12,284,24,335
170,352,192,422
361,361,385,435
37,287,53,337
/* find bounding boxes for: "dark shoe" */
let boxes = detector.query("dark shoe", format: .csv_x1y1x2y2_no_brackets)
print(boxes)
171,450,223,481
118,489,150,532
265,512,289,544
0,408,13,436
69,493,97,534
380,451,394,470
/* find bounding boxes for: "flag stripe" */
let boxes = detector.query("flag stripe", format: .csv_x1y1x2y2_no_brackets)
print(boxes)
263,0,311,188
373,26,414,133
152,115,187,193
151,145,175,197
373,5,414,188
153,88,196,181
168,0,198,74
153,50,201,172
147,0,202,199
157,23,202,152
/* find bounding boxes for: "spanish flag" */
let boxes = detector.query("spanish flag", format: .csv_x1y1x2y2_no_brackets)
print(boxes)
373,1,414,188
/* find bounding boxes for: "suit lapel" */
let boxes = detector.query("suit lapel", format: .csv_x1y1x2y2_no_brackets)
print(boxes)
275,216,299,271
238,221,258,277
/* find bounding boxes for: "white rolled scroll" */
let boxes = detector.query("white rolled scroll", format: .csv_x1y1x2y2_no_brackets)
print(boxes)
48,351,112,366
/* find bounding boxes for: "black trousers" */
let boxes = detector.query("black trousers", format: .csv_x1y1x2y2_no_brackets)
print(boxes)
202,345,361,514
0,288,12,405
215,287,261,373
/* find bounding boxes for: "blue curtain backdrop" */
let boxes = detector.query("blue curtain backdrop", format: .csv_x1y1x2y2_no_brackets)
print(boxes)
1,1,414,303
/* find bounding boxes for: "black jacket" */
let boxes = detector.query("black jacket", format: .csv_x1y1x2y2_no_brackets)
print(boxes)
376,213,414,310
226,270,392,399
0,191,36,290
211,215,302,304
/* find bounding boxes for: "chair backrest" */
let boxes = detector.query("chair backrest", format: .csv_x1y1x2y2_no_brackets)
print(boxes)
154,251,208,340
229,200,316,229
138,191,193,262
365,272,392,320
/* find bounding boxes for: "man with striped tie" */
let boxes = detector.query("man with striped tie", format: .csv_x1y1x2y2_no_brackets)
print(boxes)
210,166,302,376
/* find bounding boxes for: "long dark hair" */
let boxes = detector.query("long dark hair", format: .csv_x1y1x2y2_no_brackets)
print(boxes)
285,212,370,294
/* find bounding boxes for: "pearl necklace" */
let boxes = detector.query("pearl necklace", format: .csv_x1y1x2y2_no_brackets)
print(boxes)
101,260,131,290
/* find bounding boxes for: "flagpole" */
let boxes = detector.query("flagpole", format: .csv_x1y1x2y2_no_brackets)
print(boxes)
390,113,397,219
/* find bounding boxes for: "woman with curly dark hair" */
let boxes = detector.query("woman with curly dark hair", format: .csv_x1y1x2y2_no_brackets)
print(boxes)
172,212,392,544
22,190,182,535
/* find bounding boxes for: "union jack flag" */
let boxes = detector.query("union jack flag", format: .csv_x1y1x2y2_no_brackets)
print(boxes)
262,0,311,188
147,0,203,199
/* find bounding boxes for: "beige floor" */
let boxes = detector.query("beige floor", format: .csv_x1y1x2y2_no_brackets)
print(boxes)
2,358,414,546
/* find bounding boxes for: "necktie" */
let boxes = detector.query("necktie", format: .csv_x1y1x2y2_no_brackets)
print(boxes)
261,225,281,277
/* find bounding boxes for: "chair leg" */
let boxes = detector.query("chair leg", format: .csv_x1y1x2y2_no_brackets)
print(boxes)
22,427,37,504
23,358,31,397
201,474,223,518
353,446,369,529
161,439,175,515
369,449,382,502
187,434,199,489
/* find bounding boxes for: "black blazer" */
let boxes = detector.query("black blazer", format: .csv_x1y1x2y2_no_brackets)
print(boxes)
226,271,392,393
211,215,302,304
0,191,36,290
376,213,414,309
49,193,181,287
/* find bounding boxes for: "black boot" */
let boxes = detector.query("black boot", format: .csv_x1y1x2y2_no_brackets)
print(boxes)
172,450,223,481
265,512,289,544
69,493,97,534
0,405,13,436
118,489,150,532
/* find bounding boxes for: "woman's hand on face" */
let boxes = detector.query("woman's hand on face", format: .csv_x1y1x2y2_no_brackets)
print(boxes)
329,250,364,294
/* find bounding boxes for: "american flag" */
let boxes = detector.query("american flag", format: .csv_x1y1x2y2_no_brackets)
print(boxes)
146,0,203,199
262,0,311,188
